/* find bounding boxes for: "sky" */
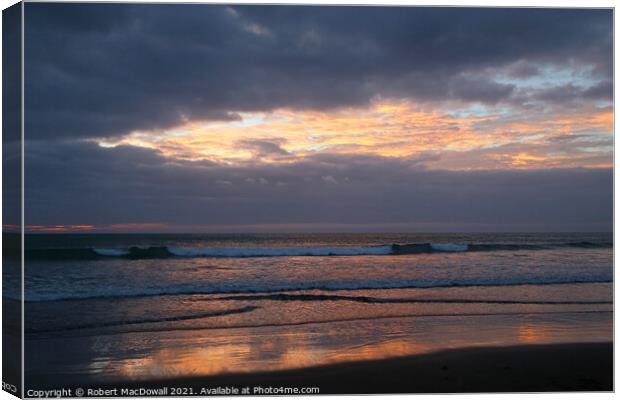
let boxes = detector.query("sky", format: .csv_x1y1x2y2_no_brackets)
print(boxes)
8,4,613,232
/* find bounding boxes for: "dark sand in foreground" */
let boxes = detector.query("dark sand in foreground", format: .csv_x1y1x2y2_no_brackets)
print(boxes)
63,342,613,394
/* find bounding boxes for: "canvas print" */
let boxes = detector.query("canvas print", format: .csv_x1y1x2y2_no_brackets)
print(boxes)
2,2,614,397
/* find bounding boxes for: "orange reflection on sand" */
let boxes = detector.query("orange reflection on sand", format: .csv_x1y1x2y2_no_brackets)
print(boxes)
326,340,430,365
89,283,613,381
517,324,550,344
108,333,432,380
114,344,253,379
89,305,612,382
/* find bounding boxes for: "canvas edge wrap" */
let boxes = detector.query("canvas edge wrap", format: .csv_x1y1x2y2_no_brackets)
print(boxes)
2,2,23,398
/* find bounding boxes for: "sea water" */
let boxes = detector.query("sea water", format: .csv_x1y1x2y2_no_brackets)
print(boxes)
12,232,612,386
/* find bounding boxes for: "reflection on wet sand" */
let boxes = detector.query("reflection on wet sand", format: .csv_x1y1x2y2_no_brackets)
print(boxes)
92,311,610,382
517,324,550,344
108,336,429,379
116,344,254,378
24,283,612,387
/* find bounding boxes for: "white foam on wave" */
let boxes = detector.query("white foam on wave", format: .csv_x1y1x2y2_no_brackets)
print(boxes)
93,248,130,256
167,245,393,258
430,243,469,252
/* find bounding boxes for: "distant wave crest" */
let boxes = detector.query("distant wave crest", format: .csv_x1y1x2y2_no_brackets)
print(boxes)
22,241,612,260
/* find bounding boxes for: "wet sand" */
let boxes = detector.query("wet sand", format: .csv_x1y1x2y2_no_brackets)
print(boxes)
69,342,613,394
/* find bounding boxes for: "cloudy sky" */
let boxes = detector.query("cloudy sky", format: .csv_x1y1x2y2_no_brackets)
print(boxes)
13,4,613,232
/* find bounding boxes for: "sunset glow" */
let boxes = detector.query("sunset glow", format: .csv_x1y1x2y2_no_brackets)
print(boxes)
9,5,615,394
96,99,612,170
18,4,612,232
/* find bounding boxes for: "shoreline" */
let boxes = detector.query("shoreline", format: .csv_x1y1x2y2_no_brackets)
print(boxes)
28,342,613,394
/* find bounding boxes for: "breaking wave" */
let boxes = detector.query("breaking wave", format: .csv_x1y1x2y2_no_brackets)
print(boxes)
23,241,611,260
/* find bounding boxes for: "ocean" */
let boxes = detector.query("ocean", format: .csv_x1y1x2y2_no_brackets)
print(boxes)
13,232,613,387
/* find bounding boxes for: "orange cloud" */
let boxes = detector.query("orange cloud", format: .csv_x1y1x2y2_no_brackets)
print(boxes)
22,223,169,233
96,99,612,170
25,225,97,233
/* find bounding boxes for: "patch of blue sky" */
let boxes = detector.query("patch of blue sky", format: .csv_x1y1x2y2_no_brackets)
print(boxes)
441,103,511,119
306,144,332,152
577,145,613,153
573,132,613,142
595,100,613,108
495,64,601,89
517,134,546,143
160,130,188,138
229,114,269,128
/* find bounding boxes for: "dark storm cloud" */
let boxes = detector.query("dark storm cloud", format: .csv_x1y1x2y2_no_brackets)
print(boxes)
18,5,613,231
504,63,541,79
24,142,612,231
24,4,612,140
535,81,614,104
